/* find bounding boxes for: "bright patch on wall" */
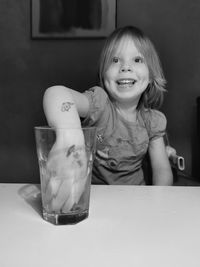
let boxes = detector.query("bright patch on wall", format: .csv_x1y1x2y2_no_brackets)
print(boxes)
31,0,116,38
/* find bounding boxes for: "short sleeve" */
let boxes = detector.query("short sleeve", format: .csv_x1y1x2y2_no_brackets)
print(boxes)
82,86,109,126
147,110,167,141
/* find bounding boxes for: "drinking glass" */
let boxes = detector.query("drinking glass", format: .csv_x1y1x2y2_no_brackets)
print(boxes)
34,126,96,225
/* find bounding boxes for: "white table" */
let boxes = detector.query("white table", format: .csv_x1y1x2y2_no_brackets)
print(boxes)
0,183,200,267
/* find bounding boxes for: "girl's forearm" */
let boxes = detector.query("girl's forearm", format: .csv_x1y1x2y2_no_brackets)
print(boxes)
152,168,173,186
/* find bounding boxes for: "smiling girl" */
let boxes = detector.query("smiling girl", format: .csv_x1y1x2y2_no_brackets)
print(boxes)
43,26,173,211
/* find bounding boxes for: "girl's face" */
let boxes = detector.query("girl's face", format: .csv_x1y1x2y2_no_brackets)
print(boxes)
104,37,150,107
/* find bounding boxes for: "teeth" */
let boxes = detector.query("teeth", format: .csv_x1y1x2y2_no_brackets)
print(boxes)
117,79,135,85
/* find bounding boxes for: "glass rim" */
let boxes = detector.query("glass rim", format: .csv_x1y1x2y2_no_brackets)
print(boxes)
34,126,96,130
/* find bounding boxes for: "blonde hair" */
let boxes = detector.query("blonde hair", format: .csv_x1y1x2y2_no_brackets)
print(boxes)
98,26,166,109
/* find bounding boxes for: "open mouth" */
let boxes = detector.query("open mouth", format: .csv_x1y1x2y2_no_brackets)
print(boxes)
116,79,136,86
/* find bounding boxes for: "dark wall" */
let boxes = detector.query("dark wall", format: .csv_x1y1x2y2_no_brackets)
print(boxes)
0,0,200,182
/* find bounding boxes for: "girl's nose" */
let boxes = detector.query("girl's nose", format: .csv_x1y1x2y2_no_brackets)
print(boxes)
120,62,132,72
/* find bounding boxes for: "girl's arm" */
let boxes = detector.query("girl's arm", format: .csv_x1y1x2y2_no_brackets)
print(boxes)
42,85,90,212
43,85,89,129
148,137,173,185
43,85,90,147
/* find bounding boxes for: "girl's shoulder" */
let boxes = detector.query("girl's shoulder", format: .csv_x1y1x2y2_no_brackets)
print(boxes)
82,86,111,125
142,109,167,139
143,109,166,122
83,86,109,108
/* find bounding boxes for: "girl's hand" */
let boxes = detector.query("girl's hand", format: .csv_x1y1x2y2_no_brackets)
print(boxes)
43,129,88,213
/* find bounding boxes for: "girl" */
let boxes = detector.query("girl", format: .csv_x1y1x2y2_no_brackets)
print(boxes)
43,26,173,211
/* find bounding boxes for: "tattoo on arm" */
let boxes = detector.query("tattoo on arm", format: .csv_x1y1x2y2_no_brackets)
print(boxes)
61,102,74,112
66,145,83,167
66,145,75,157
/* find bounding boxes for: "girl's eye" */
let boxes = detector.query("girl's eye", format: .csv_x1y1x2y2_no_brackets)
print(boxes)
112,57,119,63
134,57,144,63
